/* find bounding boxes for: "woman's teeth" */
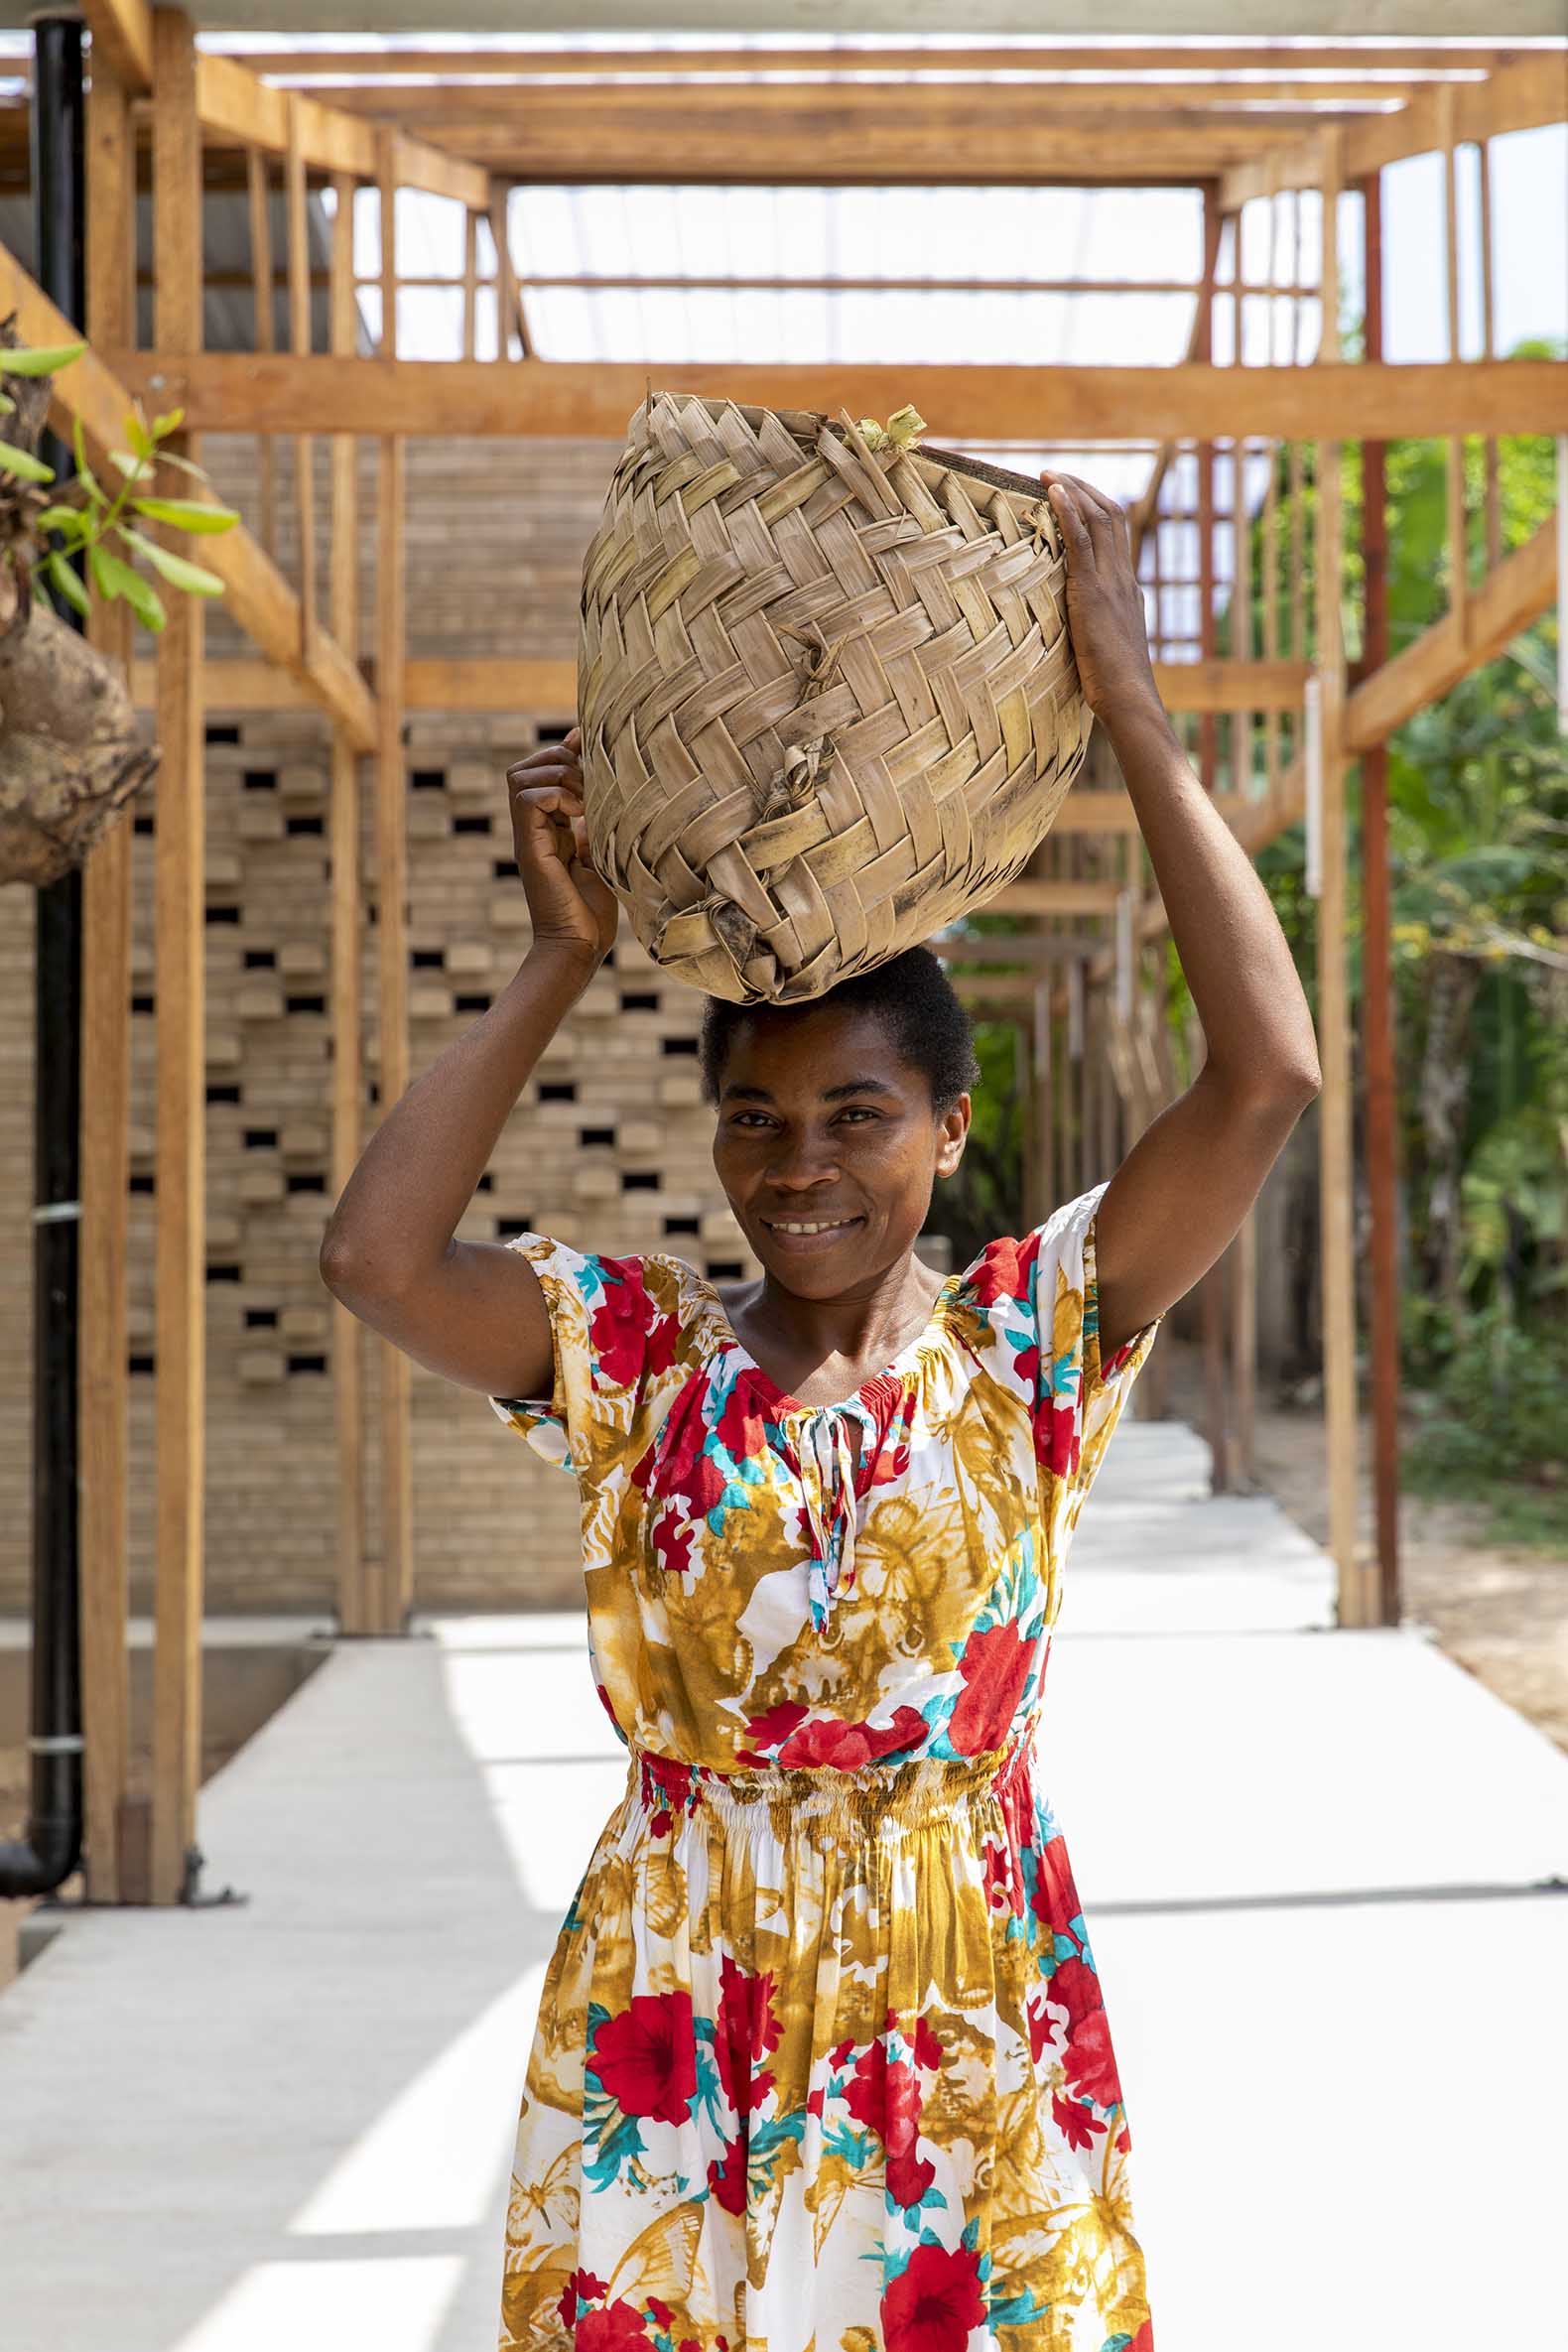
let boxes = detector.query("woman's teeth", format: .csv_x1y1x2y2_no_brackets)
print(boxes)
768,1218,856,1236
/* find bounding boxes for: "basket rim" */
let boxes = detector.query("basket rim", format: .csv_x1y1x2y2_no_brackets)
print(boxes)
641,389,1054,508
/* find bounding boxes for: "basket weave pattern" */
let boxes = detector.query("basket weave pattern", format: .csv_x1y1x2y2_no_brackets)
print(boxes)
578,391,1092,1003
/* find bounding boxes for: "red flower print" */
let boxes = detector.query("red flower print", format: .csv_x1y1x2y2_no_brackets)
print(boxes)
650,1507,697,1580
982,1832,1025,1919
716,1954,781,2116
774,1706,926,1770
911,2016,944,2072
588,1259,678,1388
807,2085,825,2118
646,2299,673,2329
576,2302,651,2352
880,2241,986,2352
1038,1395,1081,1480
557,2271,605,2327
735,1700,811,1763
1032,1830,1085,1934
1051,2090,1106,2152
1064,2009,1122,2108
830,2036,855,2068
708,2132,747,2216
1048,1956,1104,2028
1128,2324,1154,2352
886,2138,937,2206
966,1236,1030,1310
948,1623,1035,1757
1025,1988,1056,2067
589,1992,696,2125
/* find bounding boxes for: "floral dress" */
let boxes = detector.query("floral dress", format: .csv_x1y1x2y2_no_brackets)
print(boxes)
487,1180,1163,2352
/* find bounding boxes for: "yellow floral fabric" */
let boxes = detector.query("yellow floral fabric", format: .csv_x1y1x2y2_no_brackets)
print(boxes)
487,1181,1162,2352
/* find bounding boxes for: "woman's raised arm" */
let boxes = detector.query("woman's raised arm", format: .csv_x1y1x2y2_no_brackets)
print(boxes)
1041,471,1323,1362
318,727,618,1402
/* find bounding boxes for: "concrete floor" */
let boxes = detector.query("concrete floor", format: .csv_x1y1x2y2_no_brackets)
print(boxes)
2,1418,1566,2352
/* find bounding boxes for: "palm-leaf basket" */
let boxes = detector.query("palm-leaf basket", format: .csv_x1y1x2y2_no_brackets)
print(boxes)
577,389,1093,1004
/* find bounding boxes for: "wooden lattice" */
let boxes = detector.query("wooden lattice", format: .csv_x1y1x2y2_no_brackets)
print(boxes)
578,390,1093,1003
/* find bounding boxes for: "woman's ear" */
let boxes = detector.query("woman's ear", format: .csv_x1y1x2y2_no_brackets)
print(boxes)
935,1096,971,1177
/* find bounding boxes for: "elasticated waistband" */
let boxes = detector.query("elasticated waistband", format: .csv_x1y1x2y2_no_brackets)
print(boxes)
629,1733,1032,1836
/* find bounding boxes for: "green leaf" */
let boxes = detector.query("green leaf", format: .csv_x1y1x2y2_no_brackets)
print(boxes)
3,340,86,377
123,409,153,460
128,495,239,535
118,524,225,595
35,503,86,536
46,552,90,618
72,415,105,504
31,571,56,615
0,439,56,483
92,544,167,632
151,408,186,440
0,392,12,414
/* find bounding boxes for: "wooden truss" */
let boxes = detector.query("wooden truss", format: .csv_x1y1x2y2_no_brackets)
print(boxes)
20,7,1562,1900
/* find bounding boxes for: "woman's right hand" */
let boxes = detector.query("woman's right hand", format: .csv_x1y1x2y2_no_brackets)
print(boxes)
506,724,619,968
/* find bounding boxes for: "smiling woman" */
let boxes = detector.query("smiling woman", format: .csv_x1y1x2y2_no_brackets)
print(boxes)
319,467,1320,2351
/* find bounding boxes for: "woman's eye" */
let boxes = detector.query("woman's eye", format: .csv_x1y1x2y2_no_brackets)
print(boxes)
836,1106,876,1123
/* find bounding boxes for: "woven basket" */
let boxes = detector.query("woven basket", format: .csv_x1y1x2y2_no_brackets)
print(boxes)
577,389,1092,1003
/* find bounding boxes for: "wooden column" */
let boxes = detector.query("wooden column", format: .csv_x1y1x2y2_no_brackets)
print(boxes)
1478,138,1502,574
80,51,137,1908
150,4,206,1902
489,180,519,360
1031,977,1053,1226
461,203,479,362
1439,85,1469,645
374,126,413,1635
1360,170,1402,1625
284,94,317,659
1314,127,1365,1624
244,148,277,558
328,167,368,1637
1195,183,1230,1493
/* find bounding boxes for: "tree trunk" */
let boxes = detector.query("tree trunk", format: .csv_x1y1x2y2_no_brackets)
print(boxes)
1418,948,1481,1316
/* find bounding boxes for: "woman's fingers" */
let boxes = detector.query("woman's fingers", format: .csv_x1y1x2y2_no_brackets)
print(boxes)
1046,479,1096,567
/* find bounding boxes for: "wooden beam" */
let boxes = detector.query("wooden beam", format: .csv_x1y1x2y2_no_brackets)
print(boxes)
110,354,1568,442
232,44,1530,82
0,247,377,752
331,92,1321,187
150,1,205,1910
307,77,1434,121
1220,52,1568,207
82,0,152,92
1440,84,1470,646
80,47,137,1912
986,881,1125,918
193,51,490,209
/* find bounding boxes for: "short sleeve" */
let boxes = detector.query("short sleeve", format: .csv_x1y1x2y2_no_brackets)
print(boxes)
486,1232,684,1479
1033,1181,1163,1512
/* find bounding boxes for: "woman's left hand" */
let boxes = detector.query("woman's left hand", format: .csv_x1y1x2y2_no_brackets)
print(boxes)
1040,469,1163,726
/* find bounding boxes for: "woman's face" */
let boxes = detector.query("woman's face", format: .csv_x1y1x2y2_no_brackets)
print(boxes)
710,1003,970,1298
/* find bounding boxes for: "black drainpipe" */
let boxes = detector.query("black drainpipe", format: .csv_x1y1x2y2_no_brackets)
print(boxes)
0,8,86,1899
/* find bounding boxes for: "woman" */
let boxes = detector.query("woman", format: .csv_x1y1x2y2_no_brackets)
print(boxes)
321,470,1321,2351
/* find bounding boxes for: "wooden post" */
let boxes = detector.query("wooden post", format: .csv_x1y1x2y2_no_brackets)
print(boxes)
150,4,206,1903
1314,126,1365,1625
1439,84,1469,644
284,94,317,659
245,147,277,558
1361,170,1402,1625
1032,977,1054,1224
1478,137,1502,575
1262,167,1281,805
328,166,368,1638
461,202,479,362
1195,185,1231,1492
489,180,519,360
375,126,413,1635
80,50,136,1908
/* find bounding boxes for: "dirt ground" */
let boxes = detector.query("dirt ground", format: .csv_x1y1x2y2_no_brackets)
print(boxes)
1246,1393,1568,1757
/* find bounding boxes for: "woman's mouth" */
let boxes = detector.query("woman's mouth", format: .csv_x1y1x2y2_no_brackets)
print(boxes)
759,1214,865,1250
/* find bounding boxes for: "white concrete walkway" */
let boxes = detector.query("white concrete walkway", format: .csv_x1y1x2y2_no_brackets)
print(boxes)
3,1420,1566,2352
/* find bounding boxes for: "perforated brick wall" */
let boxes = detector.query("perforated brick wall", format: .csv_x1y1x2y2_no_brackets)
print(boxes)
0,435,760,1616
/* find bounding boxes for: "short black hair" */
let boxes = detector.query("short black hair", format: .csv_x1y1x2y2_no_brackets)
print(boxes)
699,945,981,1115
